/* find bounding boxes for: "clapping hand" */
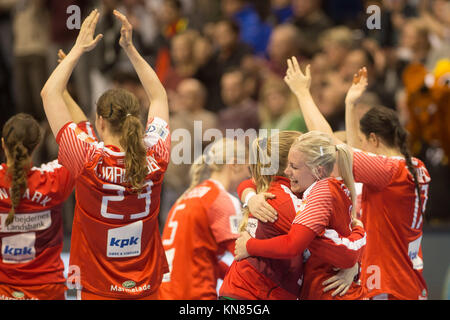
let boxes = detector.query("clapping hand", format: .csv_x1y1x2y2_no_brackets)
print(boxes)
345,67,368,106
113,9,133,49
74,9,103,53
284,56,311,96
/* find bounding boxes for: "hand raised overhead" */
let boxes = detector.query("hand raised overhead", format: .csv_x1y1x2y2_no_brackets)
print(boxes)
74,9,103,52
284,56,311,95
345,67,368,106
113,10,133,49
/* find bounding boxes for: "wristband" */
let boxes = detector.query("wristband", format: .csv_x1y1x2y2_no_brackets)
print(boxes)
243,191,256,208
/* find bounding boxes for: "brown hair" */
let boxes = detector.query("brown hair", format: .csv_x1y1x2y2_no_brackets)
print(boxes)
360,106,422,216
239,131,302,231
96,88,147,191
2,113,41,225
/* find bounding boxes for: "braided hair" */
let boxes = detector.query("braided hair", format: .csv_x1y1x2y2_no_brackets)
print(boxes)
2,114,41,226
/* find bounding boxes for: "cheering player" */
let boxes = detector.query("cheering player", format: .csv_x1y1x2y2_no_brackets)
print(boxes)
234,131,367,300
40,9,170,299
0,114,75,300
284,57,431,300
159,138,249,300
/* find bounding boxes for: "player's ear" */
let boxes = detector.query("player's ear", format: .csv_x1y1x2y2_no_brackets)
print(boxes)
368,132,379,148
96,115,106,132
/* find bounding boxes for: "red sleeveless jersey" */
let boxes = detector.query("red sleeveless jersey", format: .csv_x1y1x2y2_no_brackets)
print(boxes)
353,150,431,300
294,178,367,300
222,177,367,300
220,177,303,300
56,117,170,299
0,160,74,286
159,179,242,300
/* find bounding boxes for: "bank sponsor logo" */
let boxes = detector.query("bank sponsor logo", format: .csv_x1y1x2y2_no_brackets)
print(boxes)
0,211,51,233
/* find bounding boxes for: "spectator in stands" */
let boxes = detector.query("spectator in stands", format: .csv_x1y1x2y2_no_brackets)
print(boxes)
270,0,294,24
154,0,189,81
160,78,218,228
266,23,303,78
258,75,307,133
196,19,253,113
218,68,260,133
290,0,333,57
221,0,272,56
319,26,355,72
163,30,199,95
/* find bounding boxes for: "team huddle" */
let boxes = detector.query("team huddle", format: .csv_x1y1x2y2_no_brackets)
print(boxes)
0,10,430,300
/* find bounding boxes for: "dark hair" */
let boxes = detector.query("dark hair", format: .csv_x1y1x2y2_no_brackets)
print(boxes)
2,113,41,226
216,18,241,35
165,0,183,11
360,106,422,215
96,88,147,191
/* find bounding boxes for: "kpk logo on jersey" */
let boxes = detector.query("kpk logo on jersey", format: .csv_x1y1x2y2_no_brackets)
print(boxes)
2,233,36,264
107,221,143,258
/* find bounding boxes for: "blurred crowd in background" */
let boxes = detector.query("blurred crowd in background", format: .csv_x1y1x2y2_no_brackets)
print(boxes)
0,0,449,235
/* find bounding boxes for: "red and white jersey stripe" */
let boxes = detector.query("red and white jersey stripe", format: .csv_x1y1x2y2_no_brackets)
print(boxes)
55,117,171,299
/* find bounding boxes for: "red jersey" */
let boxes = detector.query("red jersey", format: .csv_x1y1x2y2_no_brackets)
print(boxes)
353,150,431,300
0,160,74,286
56,117,171,299
159,179,241,300
220,177,303,300
225,177,366,300
293,178,367,300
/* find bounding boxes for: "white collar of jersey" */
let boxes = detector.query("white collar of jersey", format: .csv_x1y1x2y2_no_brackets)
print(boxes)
207,179,226,191
98,142,125,157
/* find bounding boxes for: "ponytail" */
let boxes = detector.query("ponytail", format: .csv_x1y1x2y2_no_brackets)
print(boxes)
120,115,147,191
97,88,147,191
2,113,41,226
336,144,357,219
187,154,211,192
360,106,423,217
239,131,301,232
396,126,422,216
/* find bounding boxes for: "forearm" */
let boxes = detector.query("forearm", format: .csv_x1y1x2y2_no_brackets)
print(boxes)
63,90,88,124
41,47,83,136
246,224,316,259
123,44,168,122
237,179,256,200
345,101,361,148
294,90,334,138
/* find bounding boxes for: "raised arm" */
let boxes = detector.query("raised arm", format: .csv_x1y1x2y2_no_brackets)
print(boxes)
344,68,368,148
113,10,169,124
40,9,103,137
284,57,336,140
57,49,88,124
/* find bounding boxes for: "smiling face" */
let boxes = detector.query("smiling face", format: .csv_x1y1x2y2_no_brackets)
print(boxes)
284,147,316,193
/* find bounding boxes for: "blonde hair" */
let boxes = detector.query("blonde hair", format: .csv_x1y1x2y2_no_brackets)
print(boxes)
319,26,354,49
291,131,357,218
239,131,302,232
